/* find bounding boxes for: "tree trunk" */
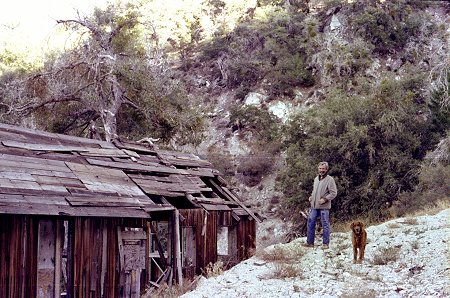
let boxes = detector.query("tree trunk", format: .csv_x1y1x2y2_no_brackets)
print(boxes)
101,73,123,142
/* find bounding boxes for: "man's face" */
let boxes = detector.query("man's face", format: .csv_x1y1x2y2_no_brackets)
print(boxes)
318,165,328,176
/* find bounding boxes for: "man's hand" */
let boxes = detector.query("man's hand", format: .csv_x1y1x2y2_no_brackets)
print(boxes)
319,197,327,205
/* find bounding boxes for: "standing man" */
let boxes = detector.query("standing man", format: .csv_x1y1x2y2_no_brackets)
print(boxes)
303,162,337,249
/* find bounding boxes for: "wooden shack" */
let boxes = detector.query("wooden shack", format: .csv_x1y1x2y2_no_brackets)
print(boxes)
0,123,258,297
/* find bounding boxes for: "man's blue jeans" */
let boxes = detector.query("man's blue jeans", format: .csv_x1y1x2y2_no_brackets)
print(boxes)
307,208,330,245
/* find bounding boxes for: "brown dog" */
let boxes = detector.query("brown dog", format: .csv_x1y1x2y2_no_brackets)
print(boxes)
350,221,367,264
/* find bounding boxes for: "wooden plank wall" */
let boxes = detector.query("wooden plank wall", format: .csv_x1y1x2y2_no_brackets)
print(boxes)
70,217,149,298
236,217,256,261
37,220,56,297
0,215,38,298
180,210,234,278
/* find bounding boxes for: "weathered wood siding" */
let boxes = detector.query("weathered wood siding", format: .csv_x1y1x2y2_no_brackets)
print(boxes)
0,215,38,298
236,217,256,260
180,210,256,278
71,217,148,298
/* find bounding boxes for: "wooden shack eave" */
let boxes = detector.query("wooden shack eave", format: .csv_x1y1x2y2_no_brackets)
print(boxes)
0,203,152,218
0,123,254,222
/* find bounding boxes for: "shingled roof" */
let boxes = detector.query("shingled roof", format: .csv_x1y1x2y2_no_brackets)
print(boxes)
0,123,258,221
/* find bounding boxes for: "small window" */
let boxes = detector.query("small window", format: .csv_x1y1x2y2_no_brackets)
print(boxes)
151,221,169,254
217,226,229,256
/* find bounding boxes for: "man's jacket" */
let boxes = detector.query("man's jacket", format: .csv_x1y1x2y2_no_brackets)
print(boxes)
309,175,337,209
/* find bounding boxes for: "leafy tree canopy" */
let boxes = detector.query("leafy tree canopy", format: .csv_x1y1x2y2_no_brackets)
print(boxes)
0,1,204,145
277,75,448,221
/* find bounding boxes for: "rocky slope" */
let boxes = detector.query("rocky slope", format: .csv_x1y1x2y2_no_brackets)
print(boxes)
183,2,450,245
181,208,450,297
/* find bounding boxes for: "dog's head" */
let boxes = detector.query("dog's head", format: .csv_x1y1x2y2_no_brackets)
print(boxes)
350,221,365,235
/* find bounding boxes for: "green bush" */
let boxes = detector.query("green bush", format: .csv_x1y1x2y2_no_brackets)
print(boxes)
229,105,282,142
351,1,423,54
277,75,448,221
266,53,315,97
395,164,450,217
192,6,314,97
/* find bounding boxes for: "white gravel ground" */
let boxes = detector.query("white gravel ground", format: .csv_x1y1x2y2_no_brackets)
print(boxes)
182,209,450,298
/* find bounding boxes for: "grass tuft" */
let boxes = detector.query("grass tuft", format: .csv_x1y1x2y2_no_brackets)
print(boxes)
371,247,401,265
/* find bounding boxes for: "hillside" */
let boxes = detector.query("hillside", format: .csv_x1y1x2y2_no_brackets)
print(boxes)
181,208,450,297
176,0,450,242
1,0,449,243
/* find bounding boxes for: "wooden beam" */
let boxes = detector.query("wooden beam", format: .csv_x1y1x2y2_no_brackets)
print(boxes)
185,194,201,208
117,227,126,294
66,220,74,298
2,140,90,152
101,225,107,297
117,227,125,271
208,178,261,223
37,220,55,297
174,210,183,286
54,220,61,298
231,211,241,222
199,204,231,211
146,223,151,284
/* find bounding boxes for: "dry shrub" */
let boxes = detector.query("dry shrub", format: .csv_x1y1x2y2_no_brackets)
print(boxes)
394,165,450,217
399,218,418,225
371,247,401,265
387,223,401,229
258,232,288,249
341,288,377,298
271,263,302,279
257,245,304,263
237,151,276,187
201,261,224,278
206,146,235,178
269,196,280,205
143,277,200,298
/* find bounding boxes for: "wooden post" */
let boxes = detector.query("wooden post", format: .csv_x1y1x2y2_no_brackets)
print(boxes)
54,220,61,298
37,220,55,298
21,216,28,298
174,210,183,286
101,225,107,297
146,222,151,284
67,220,74,298
117,227,125,293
